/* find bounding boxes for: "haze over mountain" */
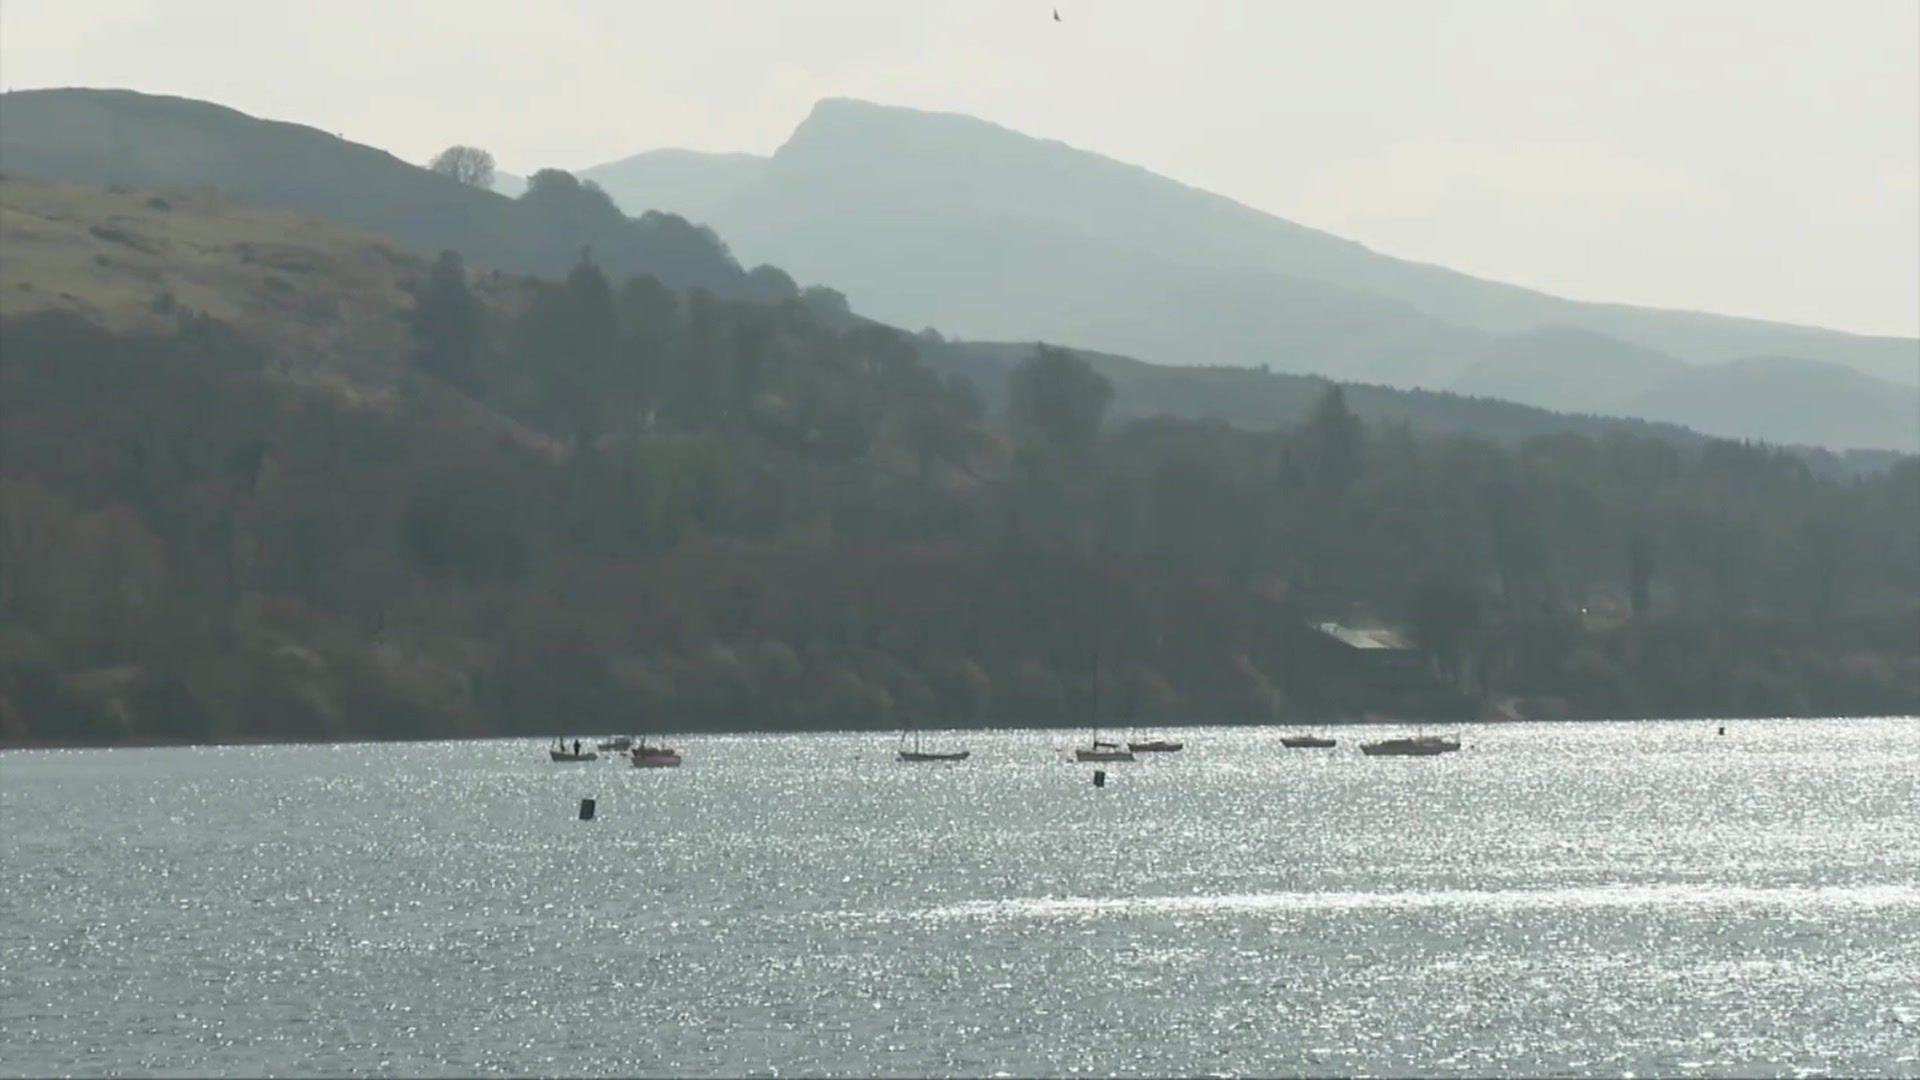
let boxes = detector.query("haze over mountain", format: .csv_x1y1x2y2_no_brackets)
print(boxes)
581,98,1917,451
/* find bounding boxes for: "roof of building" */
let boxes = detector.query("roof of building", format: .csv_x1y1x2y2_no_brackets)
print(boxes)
1313,622,1412,650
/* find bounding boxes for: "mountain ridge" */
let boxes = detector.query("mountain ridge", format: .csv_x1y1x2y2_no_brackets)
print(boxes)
741,98,1918,375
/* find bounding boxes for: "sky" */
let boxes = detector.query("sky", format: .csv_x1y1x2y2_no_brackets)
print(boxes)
4,0,1916,338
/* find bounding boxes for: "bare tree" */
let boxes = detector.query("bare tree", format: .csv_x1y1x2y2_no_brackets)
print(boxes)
427,145,496,190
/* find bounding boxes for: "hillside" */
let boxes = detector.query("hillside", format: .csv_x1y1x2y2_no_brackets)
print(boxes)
933,341,1710,447
4,175,1917,745
610,98,1917,450
0,88,751,295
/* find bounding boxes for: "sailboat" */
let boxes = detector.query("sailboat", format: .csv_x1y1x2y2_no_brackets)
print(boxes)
1073,643,1134,762
896,727,970,762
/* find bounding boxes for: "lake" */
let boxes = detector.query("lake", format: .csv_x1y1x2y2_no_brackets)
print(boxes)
3,719,1917,1077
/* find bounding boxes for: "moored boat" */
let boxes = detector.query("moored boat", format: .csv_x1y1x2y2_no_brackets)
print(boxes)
1360,734,1459,757
898,748,972,762
630,740,682,768
596,735,634,752
550,747,598,762
896,728,970,762
1126,737,1183,753
1075,742,1135,762
1281,734,1337,749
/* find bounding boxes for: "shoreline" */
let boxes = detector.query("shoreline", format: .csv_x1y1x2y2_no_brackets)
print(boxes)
3,714,1910,752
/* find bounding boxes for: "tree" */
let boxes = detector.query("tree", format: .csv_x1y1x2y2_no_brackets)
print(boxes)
427,145,496,190
1627,530,1654,617
1408,574,1485,691
407,251,482,391
1008,345,1112,458
1301,384,1364,499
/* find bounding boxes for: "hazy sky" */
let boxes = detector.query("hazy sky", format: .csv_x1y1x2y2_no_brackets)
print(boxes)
5,0,1916,337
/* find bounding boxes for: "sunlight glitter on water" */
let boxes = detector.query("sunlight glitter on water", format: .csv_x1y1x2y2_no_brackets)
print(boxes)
919,881,1920,921
3,718,1917,1077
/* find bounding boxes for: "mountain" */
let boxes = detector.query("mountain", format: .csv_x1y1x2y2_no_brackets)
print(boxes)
578,149,766,220
1448,326,1688,413
580,98,1915,450
1619,357,1920,452
0,88,749,295
706,99,1917,383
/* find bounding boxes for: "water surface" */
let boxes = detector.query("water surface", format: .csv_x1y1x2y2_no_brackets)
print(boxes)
4,719,1917,1076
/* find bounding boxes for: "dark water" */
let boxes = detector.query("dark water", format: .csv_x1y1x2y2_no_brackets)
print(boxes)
3,719,1917,1077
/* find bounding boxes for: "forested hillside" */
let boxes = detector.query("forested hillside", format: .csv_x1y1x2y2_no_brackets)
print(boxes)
2,177,1916,744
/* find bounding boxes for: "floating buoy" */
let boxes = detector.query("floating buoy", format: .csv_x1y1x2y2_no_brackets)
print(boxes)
1717,726,1726,736
1092,770,1106,787
578,798,596,820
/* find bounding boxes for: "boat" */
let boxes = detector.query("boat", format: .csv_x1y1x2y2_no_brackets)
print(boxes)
1359,733,1460,757
596,735,634,752
1281,734,1337,749
1126,737,1183,753
897,728,970,762
1072,641,1135,761
549,739,598,762
630,739,683,768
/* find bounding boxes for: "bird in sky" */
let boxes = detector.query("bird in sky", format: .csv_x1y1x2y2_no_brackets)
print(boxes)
1053,8,1062,21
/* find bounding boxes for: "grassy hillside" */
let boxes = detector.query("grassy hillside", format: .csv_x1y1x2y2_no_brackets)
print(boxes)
0,88,750,295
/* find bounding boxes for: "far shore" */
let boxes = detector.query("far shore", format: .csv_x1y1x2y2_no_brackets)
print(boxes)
4,714,1908,752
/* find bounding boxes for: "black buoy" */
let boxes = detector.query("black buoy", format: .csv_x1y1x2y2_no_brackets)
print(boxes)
1092,770,1106,788
1717,726,1726,736
578,797,596,820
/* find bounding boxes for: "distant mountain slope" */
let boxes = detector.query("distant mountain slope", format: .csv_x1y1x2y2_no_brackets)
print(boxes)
935,341,1711,447
1445,329,1916,451
578,149,766,220
701,98,1916,388
0,88,749,295
1620,357,1919,452
1448,326,1688,413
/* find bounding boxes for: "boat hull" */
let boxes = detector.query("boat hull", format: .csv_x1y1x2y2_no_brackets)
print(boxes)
1360,737,1459,757
1281,736,1337,749
1074,748,1136,762
549,750,599,762
630,751,682,768
898,750,971,762
1127,740,1183,753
